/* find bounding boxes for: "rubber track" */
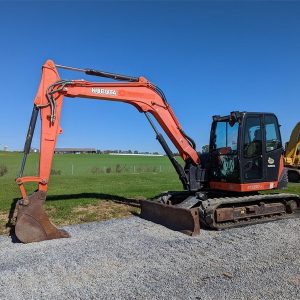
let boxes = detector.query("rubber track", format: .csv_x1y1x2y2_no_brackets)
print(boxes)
199,193,300,230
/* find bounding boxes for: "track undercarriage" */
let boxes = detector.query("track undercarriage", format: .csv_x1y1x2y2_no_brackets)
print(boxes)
140,191,300,235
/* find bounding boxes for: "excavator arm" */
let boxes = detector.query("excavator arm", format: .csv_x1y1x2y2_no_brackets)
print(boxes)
15,60,202,242
17,60,201,198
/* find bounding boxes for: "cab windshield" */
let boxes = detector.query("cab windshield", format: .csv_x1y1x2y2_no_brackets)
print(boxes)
212,121,238,154
210,120,240,182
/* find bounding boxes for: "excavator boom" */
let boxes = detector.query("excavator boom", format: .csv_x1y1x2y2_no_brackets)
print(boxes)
15,60,203,242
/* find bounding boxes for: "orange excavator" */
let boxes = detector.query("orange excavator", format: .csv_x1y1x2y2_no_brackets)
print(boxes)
15,60,300,243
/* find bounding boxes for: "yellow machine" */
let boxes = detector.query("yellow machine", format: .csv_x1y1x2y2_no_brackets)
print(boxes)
285,122,300,182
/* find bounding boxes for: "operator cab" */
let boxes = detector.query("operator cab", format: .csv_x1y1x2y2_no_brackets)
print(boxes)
208,111,284,191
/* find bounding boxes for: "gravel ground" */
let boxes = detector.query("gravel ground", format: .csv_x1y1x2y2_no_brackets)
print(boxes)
0,217,299,300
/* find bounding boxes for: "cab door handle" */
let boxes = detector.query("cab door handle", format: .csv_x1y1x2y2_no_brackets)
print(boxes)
244,161,253,171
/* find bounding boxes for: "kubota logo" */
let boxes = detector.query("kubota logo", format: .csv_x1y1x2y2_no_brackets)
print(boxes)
268,157,276,168
268,157,274,164
91,88,117,96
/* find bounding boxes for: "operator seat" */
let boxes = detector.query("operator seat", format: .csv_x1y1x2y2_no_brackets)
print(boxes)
245,129,262,158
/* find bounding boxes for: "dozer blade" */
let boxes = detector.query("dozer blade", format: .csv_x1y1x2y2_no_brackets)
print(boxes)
140,199,200,236
15,190,70,243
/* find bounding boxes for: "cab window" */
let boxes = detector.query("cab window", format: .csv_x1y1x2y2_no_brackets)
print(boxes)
244,117,262,158
265,115,282,152
213,121,238,153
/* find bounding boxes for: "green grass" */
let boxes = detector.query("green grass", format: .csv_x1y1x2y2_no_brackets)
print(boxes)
0,151,182,233
0,151,299,234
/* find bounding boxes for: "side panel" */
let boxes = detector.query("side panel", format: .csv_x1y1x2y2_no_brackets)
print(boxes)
209,181,278,192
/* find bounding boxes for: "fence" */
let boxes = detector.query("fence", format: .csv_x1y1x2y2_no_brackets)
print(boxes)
2,153,180,178
50,163,175,176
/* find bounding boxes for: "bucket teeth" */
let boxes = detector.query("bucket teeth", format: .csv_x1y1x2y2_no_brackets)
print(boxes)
15,190,70,243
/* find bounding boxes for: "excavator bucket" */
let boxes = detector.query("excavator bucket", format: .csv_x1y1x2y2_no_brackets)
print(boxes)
15,191,70,243
140,199,200,236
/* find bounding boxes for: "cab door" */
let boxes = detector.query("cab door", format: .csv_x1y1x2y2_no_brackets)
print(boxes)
263,114,282,182
241,115,265,182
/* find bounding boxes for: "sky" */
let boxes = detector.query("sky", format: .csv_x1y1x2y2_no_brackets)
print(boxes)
0,1,299,153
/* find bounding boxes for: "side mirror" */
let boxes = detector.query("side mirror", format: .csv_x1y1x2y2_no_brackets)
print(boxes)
229,111,241,127
229,115,236,127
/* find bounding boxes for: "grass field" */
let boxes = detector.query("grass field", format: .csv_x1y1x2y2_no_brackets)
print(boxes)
0,151,299,235
0,151,182,234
